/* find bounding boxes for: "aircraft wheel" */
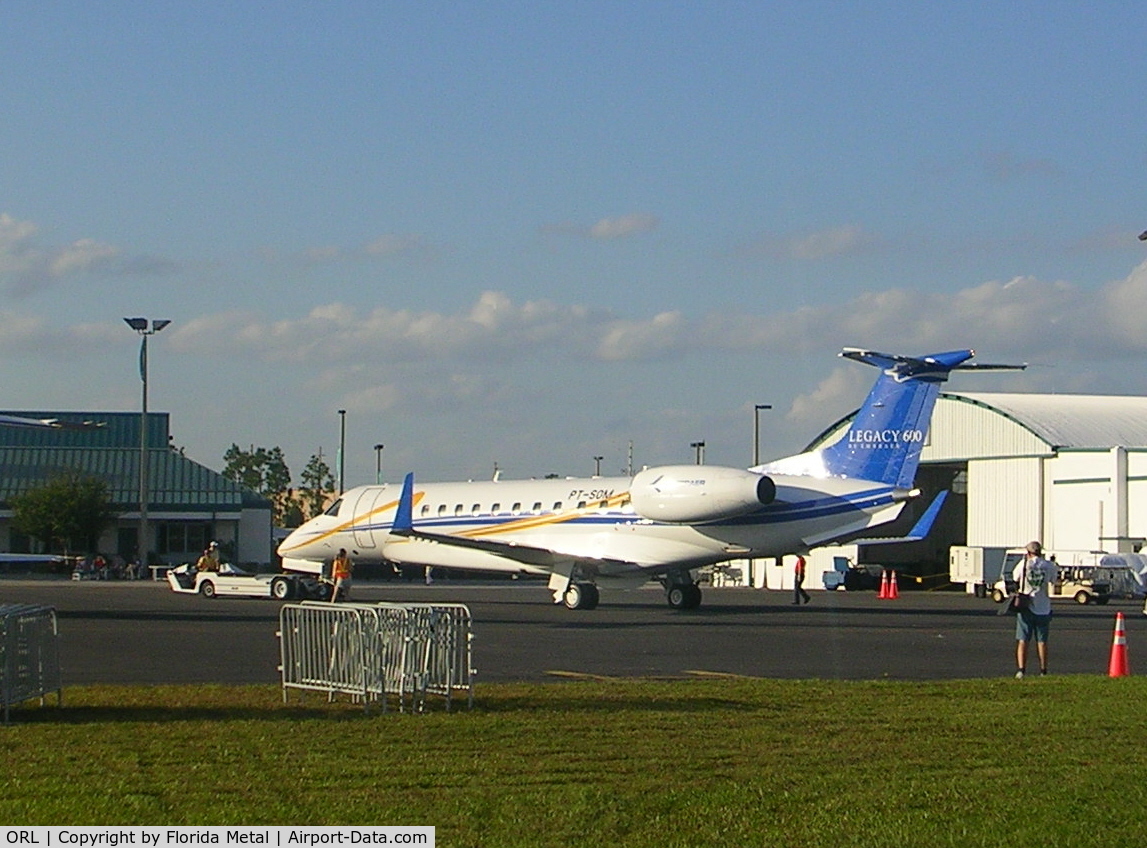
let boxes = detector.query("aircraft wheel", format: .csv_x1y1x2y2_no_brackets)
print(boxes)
271,577,293,600
667,586,687,609
562,583,583,609
683,584,703,609
199,580,216,599
563,582,598,610
582,583,600,610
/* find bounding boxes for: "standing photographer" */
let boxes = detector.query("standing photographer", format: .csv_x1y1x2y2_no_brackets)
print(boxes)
1013,540,1057,678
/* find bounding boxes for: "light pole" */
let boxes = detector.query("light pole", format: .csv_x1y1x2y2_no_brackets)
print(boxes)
374,443,384,484
753,404,772,466
593,455,603,476
124,317,171,567
690,440,706,465
337,410,347,494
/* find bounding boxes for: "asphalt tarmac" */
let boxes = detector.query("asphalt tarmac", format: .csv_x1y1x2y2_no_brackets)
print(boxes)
1,577,1141,685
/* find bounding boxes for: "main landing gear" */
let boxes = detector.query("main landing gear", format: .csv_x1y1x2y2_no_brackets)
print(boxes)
661,574,702,610
562,582,600,610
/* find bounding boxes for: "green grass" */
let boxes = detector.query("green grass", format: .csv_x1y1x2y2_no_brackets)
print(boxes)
3,677,1147,847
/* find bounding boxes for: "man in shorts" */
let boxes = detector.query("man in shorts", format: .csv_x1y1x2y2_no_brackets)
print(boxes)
1013,540,1057,678
331,548,354,602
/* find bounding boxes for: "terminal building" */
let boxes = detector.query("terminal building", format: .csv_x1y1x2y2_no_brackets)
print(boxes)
0,411,273,567
732,392,1147,591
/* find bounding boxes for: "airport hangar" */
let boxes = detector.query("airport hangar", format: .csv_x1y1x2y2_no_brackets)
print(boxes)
0,410,273,568
731,392,1147,592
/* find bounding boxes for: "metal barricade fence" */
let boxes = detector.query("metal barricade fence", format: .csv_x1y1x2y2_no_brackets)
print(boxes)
1,604,62,725
377,603,475,711
278,601,474,713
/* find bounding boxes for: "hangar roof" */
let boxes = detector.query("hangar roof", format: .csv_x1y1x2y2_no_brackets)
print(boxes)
0,410,271,512
948,393,1147,450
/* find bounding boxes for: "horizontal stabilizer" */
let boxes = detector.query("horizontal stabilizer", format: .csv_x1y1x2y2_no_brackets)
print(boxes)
853,490,948,545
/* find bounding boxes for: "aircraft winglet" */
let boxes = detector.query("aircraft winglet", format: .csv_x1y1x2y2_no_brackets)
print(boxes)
393,472,415,534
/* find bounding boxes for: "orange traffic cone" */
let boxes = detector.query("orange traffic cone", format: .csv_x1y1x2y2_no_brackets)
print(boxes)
1108,612,1130,678
888,570,900,600
878,569,889,599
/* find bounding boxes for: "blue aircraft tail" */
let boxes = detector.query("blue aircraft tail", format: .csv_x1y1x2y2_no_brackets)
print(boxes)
819,348,1020,489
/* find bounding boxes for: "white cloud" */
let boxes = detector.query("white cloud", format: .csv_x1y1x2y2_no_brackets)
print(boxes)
363,234,427,257
587,213,659,240
0,212,132,296
543,213,660,241
786,367,864,429
151,261,1147,407
741,224,878,261
0,311,120,357
978,149,1060,183
264,233,433,268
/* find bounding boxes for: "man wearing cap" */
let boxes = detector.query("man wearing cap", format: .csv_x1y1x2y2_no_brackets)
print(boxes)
1012,540,1057,678
196,541,220,573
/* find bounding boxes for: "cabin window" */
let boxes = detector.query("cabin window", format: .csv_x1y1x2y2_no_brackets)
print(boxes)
577,501,586,509
491,502,501,514
420,505,430,518
454,504,464,516
511,502,522,515
552,501,563,511
437,504,447,517
471,504,481,516
532,502,543,513
324,499,343,517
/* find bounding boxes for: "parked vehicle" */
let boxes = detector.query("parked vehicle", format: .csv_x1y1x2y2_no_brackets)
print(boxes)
167,562,330,600
991,558,1115,605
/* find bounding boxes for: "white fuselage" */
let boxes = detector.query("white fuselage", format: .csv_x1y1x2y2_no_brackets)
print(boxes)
277,471,907,584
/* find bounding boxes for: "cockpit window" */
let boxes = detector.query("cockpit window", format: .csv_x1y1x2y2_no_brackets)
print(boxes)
323,498,342,517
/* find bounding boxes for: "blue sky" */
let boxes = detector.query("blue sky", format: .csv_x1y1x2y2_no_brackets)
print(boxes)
2,2,1147,486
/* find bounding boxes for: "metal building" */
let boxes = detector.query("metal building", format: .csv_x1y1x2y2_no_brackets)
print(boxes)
0,410,273,567
806,392,1147,578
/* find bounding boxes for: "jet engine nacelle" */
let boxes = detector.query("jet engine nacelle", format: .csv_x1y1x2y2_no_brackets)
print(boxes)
629,465,776,524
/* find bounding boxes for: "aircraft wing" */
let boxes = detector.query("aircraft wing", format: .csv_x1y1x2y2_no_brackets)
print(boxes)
0,552,70,563
388,472,635,576
0,414,106,430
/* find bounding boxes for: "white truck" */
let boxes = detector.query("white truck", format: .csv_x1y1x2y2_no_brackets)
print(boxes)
167,562,331,600
948,546,1009,598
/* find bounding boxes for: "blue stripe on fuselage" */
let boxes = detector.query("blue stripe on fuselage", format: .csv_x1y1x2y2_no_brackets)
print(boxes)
348,487,894,536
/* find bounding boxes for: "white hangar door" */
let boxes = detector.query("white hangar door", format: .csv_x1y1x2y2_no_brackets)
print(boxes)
966,457,1043,548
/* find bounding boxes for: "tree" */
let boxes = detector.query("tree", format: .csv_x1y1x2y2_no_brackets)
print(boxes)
9,473,116,555
299,452,336,521
222,444,293,524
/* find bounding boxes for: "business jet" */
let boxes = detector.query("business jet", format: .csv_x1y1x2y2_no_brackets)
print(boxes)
278,348,1022,610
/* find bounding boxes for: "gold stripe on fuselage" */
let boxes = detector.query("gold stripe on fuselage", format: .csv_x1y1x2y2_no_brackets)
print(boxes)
276,491,424,554
281,490,631,554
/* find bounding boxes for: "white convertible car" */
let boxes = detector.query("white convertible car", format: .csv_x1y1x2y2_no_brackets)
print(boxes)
167,563,330,600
